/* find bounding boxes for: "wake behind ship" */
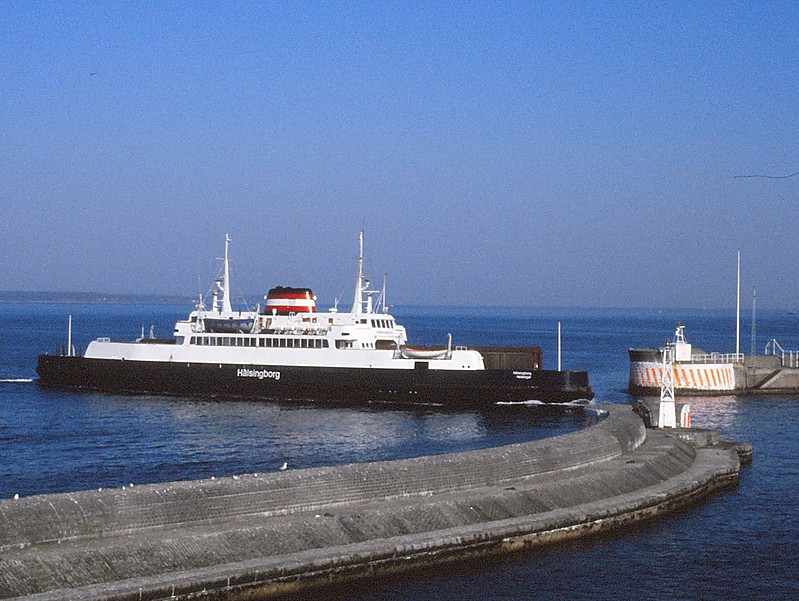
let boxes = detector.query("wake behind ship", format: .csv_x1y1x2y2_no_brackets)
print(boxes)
37,234,593,407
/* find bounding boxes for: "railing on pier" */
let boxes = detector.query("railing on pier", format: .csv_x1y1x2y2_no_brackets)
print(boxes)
687,352,744,365
765,339,799,368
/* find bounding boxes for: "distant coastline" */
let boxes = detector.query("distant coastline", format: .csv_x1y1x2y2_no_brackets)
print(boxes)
0,291,193,304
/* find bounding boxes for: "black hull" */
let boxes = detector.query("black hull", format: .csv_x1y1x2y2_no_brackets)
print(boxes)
36,355,593,406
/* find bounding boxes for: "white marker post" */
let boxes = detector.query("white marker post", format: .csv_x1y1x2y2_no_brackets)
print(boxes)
659,343,677,428
557,321,562,372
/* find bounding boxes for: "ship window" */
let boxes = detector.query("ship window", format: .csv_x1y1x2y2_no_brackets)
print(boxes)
279,339,286,348
322,340,329,348
190,337,196,345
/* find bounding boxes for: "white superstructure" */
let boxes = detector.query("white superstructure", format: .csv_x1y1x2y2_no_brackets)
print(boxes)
84,233,485,371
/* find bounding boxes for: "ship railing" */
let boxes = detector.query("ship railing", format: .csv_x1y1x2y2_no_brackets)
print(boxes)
765,339,799,368
687,352,744,364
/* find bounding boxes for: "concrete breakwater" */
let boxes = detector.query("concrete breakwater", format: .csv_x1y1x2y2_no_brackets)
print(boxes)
0,404,747,600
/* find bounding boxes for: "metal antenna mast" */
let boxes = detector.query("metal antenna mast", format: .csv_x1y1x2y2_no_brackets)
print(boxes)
751,285,757,356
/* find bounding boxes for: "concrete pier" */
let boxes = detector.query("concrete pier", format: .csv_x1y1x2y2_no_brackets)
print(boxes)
0,404,746,600
736,355,799,393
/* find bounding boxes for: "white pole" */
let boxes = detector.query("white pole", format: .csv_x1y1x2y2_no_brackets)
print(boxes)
736,249,741,357
67,315,73,357
557,321,562,372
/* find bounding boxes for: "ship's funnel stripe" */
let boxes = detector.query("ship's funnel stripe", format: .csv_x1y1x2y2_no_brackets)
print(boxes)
266,306,317,314
266,293,315,300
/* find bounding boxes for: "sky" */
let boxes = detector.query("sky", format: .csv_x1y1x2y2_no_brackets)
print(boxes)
2,1,798,309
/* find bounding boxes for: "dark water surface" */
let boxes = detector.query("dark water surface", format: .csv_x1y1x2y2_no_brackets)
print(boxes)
1,302,798,599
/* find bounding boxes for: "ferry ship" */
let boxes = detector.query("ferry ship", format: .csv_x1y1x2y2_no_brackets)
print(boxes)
37,234,594,406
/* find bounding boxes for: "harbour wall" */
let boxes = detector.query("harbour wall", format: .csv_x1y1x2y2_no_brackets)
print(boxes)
630,355,799,395
0,404,746,600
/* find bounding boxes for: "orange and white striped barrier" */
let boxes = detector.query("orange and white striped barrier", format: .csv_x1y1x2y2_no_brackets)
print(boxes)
630,362,735,391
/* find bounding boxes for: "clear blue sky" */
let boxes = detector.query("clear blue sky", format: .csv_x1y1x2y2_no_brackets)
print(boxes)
2,1,797,308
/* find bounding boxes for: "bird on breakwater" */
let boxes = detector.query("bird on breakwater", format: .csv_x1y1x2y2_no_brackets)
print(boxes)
279,462,288,471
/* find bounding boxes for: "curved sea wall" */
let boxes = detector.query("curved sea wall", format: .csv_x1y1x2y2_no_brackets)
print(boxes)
0,404,744,600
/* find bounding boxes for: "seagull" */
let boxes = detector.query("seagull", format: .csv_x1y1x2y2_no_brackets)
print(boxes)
279,462,288,471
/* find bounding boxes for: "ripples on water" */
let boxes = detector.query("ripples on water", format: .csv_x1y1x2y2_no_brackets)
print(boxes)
2,302,799,599
0,384,587,498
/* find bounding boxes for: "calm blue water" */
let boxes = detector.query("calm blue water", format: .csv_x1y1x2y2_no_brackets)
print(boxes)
2,302,798,599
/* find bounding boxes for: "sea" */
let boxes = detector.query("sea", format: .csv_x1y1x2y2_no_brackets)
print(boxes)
1,301,798,600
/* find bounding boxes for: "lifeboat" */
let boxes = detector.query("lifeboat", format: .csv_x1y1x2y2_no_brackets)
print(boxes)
264,287,316,315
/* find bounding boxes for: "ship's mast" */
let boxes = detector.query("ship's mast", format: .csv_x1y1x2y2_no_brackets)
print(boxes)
221,234,232,315
352,230,364,316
